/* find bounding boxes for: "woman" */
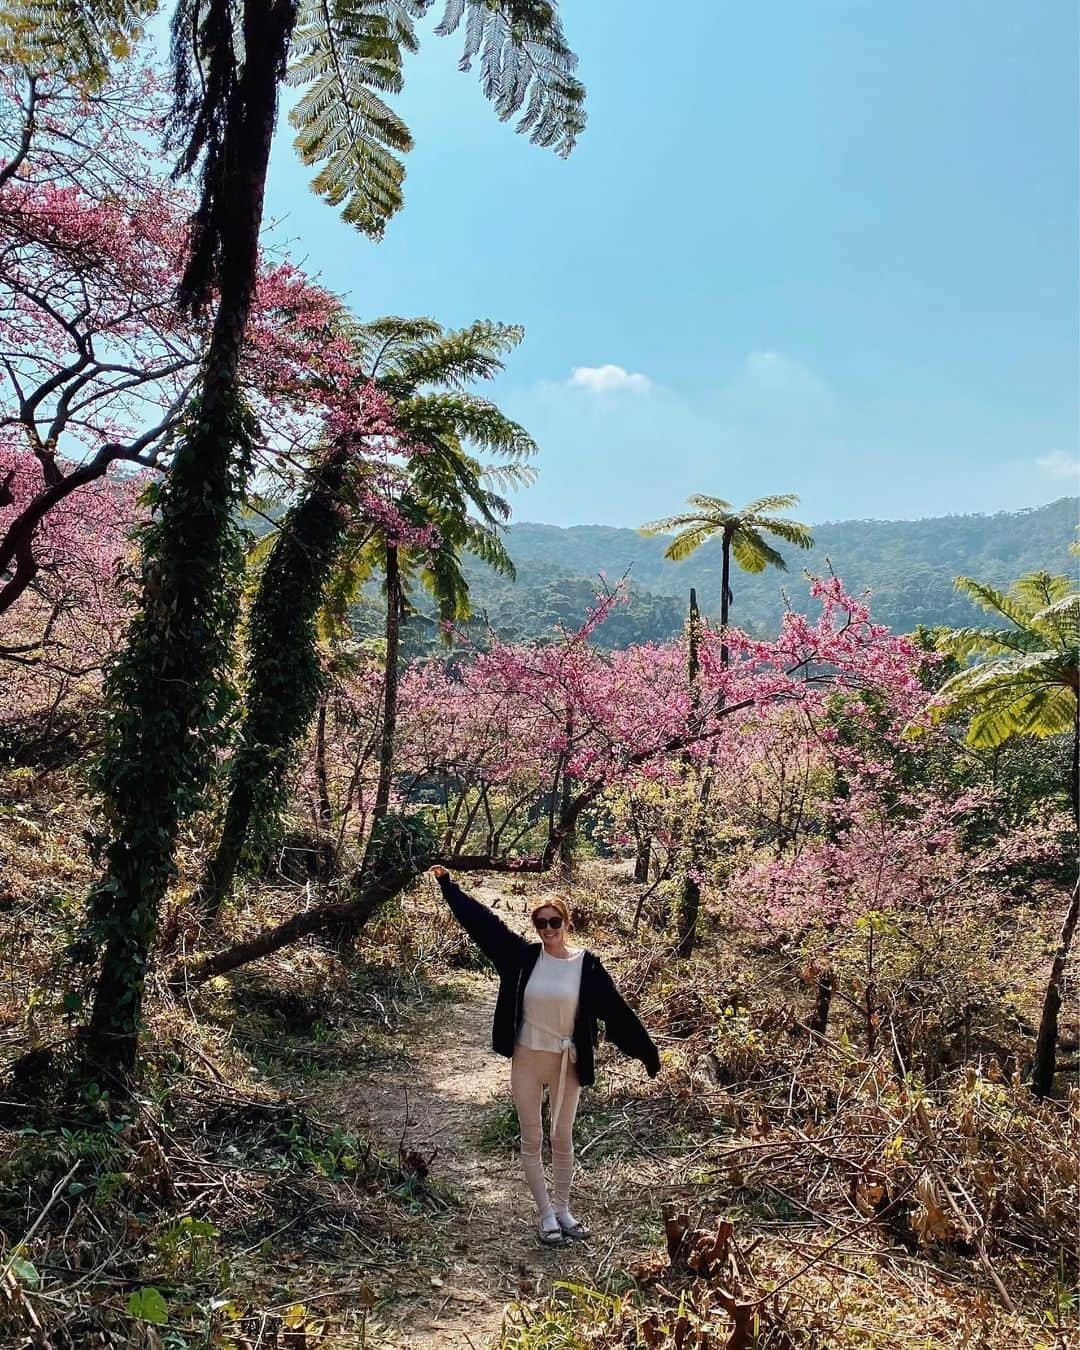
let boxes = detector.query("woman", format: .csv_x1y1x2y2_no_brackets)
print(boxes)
429,865,660,1247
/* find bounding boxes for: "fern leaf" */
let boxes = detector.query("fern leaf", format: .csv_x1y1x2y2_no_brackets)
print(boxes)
731,526,788,574
433,0,585,157
289,0,418,237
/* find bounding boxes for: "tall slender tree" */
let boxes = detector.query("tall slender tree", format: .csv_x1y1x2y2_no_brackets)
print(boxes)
640,493,814,666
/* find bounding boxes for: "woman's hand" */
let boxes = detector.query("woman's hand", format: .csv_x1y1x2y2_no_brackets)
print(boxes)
429,865,450,879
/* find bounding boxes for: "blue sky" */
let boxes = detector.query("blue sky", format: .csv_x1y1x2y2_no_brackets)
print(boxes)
261,0,1078,529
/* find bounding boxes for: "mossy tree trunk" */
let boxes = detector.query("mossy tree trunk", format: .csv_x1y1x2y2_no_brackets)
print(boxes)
78,0,297,1087
199,437,352,918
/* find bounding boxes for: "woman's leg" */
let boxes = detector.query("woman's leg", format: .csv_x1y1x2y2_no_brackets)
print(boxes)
550,1066,581,1215
510,1049,551,1216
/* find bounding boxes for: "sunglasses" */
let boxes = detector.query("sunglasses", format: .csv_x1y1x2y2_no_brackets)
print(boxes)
533,914,564,931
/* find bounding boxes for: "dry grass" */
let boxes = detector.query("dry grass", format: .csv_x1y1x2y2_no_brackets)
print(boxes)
1,766,1077,1347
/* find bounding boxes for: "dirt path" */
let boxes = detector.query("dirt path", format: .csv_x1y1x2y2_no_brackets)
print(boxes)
318,975,609,1348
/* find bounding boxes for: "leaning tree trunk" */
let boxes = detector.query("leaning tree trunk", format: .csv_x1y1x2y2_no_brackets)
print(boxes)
199,437,352,918
179,817,434,989
79,0,297,1087
1031,877,1080,1098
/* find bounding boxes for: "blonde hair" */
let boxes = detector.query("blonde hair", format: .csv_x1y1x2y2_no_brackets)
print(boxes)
530,895,572,930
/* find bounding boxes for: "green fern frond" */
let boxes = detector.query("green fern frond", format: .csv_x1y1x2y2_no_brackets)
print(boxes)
1032,592,1080,648
397,393,537,459
347,315,444,375
685,494,732,516
663,525,719,563
752,516,815,550
393,321,524,389
1011,569,1073,614
966,683,1076,746
434,0,585,157
481,461,537,492
953,575,1038,629
289,0,417,237
936,625,1045,662
731,527,788,574
0,0,154,86
740,493,801,515
639,514,719,538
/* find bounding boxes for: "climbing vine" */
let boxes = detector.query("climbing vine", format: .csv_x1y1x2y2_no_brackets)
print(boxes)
74,393,256,1078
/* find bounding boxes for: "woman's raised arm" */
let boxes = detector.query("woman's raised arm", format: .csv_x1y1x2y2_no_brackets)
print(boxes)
430,868,530,976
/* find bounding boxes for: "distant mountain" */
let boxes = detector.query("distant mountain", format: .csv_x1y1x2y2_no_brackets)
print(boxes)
408,497,1076,649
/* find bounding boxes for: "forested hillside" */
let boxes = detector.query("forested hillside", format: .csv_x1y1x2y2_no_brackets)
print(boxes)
438,498,1078,646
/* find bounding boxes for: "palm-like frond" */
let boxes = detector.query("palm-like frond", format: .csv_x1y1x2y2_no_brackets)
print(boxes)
481,460,537,493
752,515,815,550
935,650,1078,743
288,0,418,237
966,682,1077,745
1034,593,1080,648
662,524,722,563
731,526,788,575
0,0,154,85
346,315,443,375
289,0,583,239
639,513,720,539
685,494,733,516
937,625,1046,662
953,575,1039,629
391,321,524,391
398,393,537,460
1012,569,1074,614
433,0,585,157
740,493,801,515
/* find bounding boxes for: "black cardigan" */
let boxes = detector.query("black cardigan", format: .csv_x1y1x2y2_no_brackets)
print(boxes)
437,874,660,1087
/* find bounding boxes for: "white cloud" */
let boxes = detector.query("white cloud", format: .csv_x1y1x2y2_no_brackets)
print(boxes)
1035,449,1080,482
569,363,651,395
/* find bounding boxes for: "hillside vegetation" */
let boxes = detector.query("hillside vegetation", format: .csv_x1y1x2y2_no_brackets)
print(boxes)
424,498,1078,648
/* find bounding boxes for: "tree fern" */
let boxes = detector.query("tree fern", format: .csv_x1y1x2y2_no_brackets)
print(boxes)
918,571,1079,773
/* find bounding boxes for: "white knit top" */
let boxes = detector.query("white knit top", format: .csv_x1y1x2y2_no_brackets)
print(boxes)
518,948,584,1053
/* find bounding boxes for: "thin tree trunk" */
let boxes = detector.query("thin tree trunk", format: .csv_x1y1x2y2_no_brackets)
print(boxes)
808,968,834,1037
633,832,651,883
719,532,732,670
332,543,402,945
1031,878,1080,1097
675,589,704,957
371,544,402,830
80,0,296,1085
314,693,333,829
557,712,576,871
1070,691,1079,831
